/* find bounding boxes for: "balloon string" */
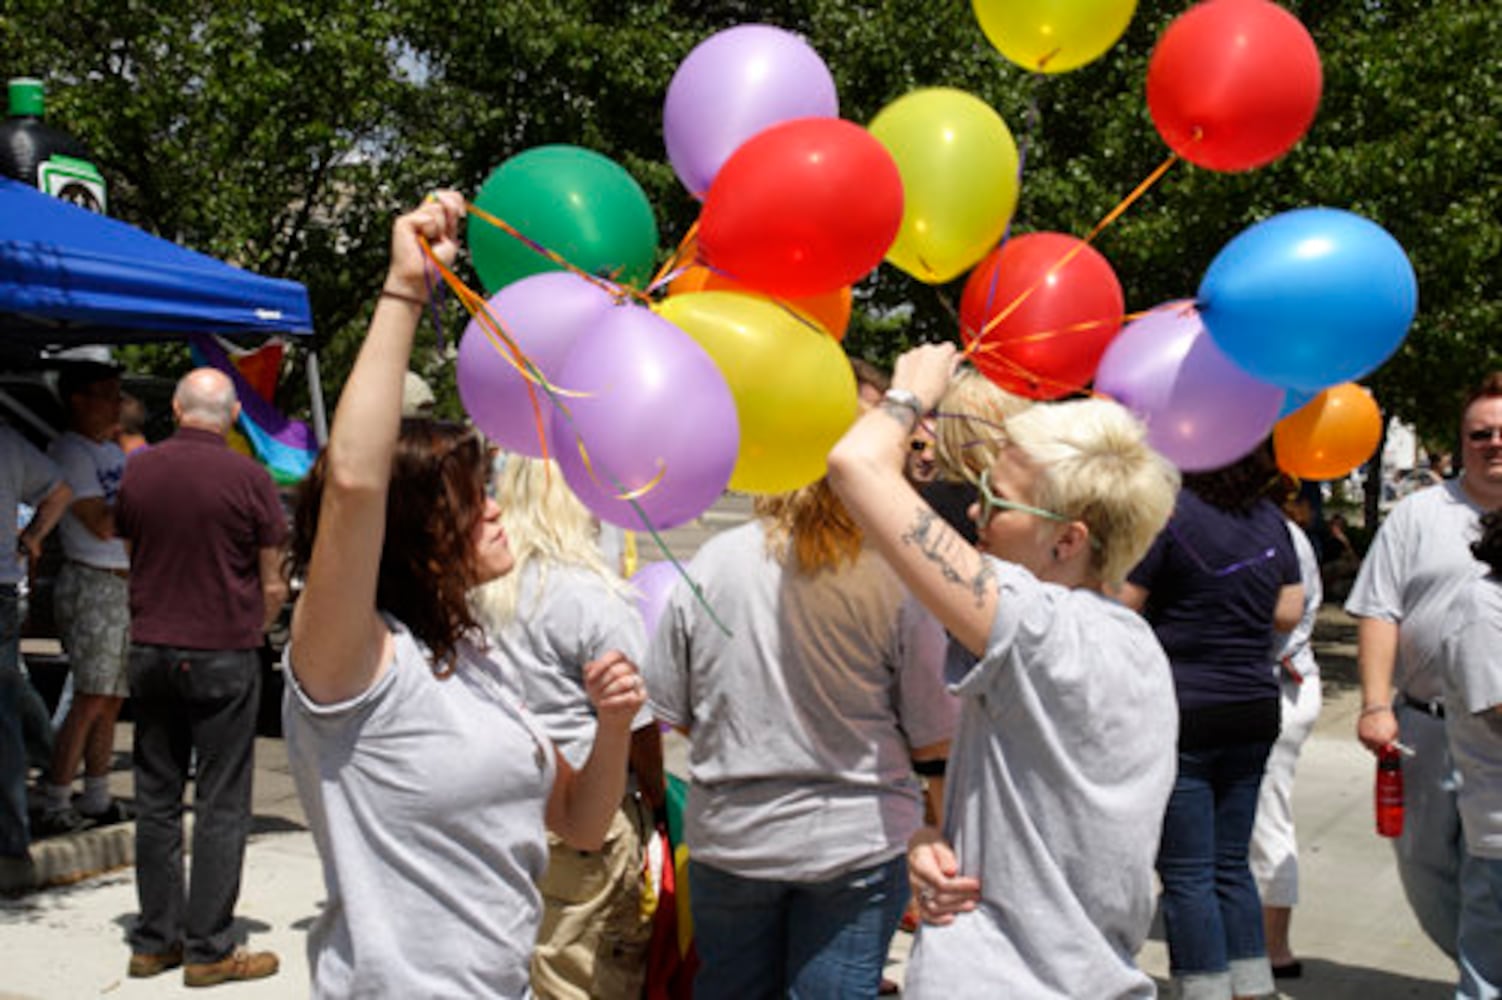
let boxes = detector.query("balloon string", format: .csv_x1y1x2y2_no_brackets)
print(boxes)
414,225,733,637
964,149,1182,355
964,305,1169,354
650,220,841,342
976,74,1044,332
647,220,700,294
464,201,651,308
418,235,557,462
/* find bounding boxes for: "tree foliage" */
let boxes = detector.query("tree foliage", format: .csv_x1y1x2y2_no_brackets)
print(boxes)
2,0,1495,442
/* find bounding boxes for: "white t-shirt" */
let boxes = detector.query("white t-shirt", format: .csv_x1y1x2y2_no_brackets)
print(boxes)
1278,521,1323,678
1346,478,1487,701
483,560,651,769
0,425,61,587
645,521,956,882
47,430,128,570
904,561,1177,1000
1440,575,1502,859
283,620,556,998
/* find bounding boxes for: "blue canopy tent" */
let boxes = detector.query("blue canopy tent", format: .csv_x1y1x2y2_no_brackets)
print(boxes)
0,175,313,344
0,174,327,440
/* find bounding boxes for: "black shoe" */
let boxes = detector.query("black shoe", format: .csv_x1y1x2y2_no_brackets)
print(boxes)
79,799,134,826
1272,960,1303,979
35,807,97,838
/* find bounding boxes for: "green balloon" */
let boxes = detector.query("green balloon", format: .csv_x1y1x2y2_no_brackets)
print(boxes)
469,145,659,294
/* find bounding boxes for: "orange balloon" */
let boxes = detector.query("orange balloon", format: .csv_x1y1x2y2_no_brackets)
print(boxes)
1273,383,1382,480
668,263,851,340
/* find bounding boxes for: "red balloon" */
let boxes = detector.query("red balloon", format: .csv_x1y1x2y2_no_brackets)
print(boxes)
959,233,1124,400
1147,0,1322,172
698,118,904,298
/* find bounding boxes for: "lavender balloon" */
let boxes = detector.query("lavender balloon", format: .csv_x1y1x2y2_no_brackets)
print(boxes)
664,24,839,198
456,272,617,457
631,560,682,640
552,303,739,530
1094,301,1284,472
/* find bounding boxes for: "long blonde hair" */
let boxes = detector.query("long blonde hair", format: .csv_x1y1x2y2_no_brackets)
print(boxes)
933,367,1032,484
755,478,864,575
471,454,630,627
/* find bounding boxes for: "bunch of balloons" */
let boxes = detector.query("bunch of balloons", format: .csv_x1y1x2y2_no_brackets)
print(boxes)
455,0,1418,541
959,0,1410,480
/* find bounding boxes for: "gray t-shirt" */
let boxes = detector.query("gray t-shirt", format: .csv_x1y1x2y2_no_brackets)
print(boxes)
645,521,955,882
485,561,651,769
1346,479,1487,701
48,430,128,569
0,425,61,587
1278,521,1323,678
904,560,1177,999
1440,575,1502,859
283,620,556,999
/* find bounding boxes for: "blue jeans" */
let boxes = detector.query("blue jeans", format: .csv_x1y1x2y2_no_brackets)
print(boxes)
1457,855,1502,999
0,585,27,857
1157,741,1275,999
689,855,908,999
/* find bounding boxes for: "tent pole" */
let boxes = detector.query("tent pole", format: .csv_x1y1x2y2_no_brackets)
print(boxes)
306,348,329,446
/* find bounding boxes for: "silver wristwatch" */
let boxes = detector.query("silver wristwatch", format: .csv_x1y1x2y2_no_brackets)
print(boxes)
881,388,924,430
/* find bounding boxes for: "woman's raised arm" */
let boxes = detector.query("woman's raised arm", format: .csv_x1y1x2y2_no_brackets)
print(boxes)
827,344,998,656
289,192,466,704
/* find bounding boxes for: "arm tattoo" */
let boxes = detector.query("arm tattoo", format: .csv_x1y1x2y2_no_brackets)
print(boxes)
901,509,995,608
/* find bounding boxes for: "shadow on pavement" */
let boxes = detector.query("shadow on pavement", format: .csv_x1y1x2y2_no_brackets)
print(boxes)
1275,957,1451,999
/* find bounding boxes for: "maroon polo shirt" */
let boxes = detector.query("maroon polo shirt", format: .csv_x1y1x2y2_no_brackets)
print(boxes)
116,426,287,650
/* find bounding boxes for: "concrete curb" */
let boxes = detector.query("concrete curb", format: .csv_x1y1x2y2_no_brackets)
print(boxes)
2,822,134,894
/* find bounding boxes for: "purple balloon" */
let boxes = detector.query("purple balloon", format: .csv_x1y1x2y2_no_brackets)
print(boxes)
664,24,839,198
552,303,739,530
631,560,682,640
456,272,618,457
1094,301,1284,472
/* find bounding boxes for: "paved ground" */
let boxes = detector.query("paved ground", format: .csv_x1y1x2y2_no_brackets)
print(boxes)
0,497,1461,998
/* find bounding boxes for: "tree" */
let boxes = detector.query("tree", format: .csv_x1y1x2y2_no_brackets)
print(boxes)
4,0,1496,441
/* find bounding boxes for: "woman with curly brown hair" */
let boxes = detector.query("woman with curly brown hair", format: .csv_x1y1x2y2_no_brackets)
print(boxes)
280,192,645,998
643,476,955,997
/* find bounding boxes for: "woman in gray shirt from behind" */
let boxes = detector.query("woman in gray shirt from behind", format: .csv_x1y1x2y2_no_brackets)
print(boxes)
645,477,955,998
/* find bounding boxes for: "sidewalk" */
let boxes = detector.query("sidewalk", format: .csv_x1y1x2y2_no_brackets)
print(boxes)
0,532,1460,997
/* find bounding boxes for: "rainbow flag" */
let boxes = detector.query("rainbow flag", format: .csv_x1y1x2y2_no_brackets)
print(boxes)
189,334,318,485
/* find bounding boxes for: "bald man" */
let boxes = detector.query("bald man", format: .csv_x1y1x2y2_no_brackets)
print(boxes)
115,368,286,986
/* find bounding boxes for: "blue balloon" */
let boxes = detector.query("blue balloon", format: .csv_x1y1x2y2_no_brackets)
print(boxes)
1198,208,1417,391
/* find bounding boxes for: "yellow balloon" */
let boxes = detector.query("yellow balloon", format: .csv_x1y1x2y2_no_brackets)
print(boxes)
656,291,858,494
869,89,1020,285
972,0,1137,74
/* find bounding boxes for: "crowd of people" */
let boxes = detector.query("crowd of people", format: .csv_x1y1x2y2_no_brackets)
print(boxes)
2,192,1499,998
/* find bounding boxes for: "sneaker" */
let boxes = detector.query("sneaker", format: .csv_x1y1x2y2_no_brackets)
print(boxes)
128,943,184,978
79,799,134,826
183,947,279,987
34,807,96,838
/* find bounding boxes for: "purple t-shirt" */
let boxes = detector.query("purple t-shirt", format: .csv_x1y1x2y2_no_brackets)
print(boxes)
1127,491,1299,711
117,427,286,650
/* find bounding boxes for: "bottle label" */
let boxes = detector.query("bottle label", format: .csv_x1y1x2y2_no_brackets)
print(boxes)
37,153,106,213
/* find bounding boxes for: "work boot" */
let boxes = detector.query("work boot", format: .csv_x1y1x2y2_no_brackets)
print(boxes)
128,943,183,978
183,947,279,987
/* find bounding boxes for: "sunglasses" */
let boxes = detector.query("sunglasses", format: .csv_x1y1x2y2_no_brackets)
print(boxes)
1466,427,1502,444
972,473,1070,526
